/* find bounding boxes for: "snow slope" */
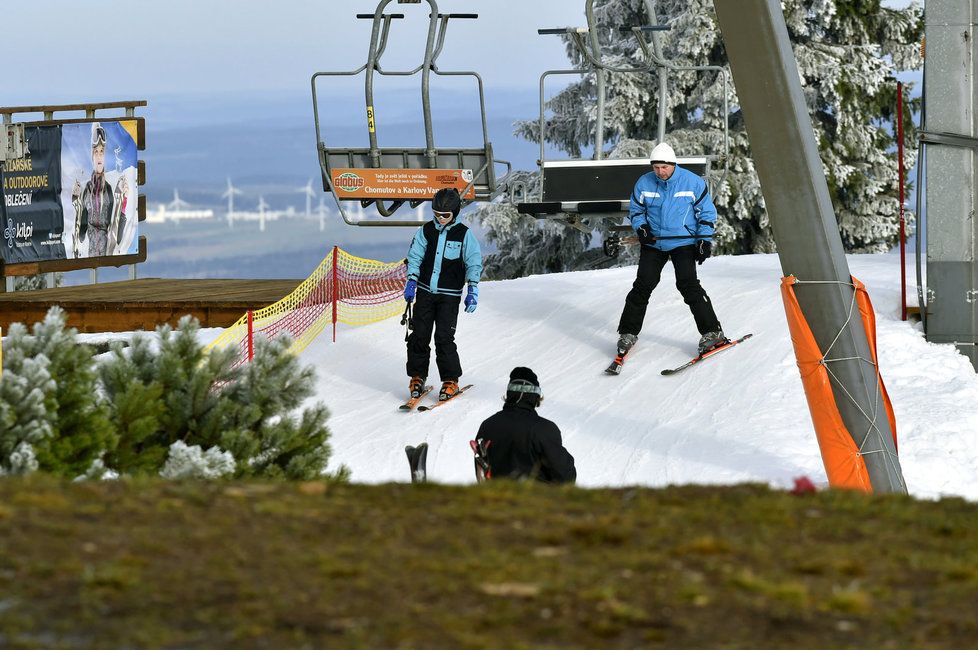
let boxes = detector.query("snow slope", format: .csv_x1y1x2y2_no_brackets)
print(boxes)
208,253,978,499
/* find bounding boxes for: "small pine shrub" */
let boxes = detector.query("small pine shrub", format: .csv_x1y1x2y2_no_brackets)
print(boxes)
0,308,114,477
97,316,344,481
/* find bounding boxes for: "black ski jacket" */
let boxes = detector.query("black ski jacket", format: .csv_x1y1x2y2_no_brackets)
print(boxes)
475,402,576,484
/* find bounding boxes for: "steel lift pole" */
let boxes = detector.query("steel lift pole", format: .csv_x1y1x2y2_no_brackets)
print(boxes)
713,0,907,493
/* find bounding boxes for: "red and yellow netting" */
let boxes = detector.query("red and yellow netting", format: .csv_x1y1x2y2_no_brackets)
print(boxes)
206,247,406,366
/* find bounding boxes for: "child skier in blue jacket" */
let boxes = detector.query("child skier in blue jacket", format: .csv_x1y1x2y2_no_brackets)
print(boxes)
404,188,483,401
616,142,726,357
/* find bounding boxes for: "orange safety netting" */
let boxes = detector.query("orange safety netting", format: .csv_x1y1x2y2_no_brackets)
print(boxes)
206,247,406,367
780,275,898,492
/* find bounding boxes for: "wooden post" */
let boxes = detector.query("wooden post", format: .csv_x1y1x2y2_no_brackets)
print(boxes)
332,245,339,343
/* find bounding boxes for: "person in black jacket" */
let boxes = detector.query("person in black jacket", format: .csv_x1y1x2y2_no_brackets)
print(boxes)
473,367,576,484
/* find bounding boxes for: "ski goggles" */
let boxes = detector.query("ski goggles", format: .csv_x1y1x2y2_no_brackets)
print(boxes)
433,210,454,220
91,124,107,148
507,379,542,397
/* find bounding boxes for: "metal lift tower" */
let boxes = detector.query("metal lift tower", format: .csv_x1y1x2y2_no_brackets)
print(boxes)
921,0,978,368
713,0,907,493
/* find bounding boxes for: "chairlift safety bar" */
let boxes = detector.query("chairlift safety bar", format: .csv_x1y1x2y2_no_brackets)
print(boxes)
541,157,709,168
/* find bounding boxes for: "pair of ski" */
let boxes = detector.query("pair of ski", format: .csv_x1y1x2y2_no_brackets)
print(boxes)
404,438,490,484
605,333,753,376
398,384,474,412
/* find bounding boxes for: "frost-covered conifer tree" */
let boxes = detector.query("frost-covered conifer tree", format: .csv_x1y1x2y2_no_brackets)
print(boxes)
218,335,341,481
160,441,236,480
0,337,54,475
98,317,344,480
479,0,922,278
0,308,113,477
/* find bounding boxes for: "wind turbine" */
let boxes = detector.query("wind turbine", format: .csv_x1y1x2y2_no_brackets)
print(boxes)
258,195,268,233
222,177,243,229
317,196,328,232
297,178,315,218
167,188,191,210
167,189,190,225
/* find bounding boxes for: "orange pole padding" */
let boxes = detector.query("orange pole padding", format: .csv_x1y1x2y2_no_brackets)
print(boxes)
851,276,898,453
780,276,898,492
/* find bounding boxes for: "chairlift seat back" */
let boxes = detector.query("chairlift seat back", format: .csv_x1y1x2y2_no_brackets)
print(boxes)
517,156,709,218
541,157,708,203
320,145,496,201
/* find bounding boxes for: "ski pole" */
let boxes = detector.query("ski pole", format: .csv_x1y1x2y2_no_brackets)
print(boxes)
617,234,714,246
400,302,413,342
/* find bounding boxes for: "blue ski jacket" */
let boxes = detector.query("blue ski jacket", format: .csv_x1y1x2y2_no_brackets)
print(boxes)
629,165,717,251
406,218,483,297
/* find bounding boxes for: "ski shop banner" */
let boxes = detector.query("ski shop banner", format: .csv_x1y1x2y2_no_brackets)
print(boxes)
1,126,66,262
1,121,138,263
331,168,476,200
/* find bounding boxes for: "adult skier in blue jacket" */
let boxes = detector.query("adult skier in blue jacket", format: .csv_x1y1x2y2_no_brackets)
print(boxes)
616,142,726,357
404,188,483,401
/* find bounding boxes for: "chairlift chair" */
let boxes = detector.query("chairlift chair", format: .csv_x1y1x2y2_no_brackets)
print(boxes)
310,0,510,226
515,0,730,253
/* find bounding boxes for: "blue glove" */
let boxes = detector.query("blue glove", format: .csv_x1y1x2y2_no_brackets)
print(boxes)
404,278,417,303
464,283,478,313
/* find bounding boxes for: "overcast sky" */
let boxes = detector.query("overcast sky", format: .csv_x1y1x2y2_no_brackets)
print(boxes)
0,0,915,117
1,1,589,103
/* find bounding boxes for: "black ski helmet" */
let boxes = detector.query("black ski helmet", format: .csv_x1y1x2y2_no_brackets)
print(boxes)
432,187,462,219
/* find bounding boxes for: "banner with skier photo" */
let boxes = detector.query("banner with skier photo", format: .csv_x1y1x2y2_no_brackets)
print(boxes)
60,121,139,259
1,120,138,263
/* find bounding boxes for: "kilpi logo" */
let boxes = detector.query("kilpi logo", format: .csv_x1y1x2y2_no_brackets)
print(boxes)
335,172,364,193
4,218,32,247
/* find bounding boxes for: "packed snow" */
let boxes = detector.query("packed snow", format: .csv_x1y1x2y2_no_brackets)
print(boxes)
186,252,977,499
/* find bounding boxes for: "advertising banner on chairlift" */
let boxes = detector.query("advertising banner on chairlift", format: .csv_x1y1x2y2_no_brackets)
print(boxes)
1,120,139,263
330,168,476,200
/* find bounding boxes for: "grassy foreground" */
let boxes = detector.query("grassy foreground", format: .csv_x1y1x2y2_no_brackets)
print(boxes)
1,477,976,649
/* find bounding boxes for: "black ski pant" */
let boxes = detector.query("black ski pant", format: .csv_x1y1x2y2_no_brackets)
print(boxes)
617,244,721,337
406,289,463,381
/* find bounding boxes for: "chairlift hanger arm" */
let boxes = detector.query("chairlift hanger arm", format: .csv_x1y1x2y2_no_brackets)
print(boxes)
428,13,478,69
362,0,441,165
363,9,423,74
570,31,658,74
537,28,655,74
362,10,477,76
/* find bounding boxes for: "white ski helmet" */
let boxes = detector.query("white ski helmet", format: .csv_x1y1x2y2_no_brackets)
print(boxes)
650,142,677,166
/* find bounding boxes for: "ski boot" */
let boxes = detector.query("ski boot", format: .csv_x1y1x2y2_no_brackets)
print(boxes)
439,380,460,402
409,376,426,399
617,333,638,356
697,330,728,355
